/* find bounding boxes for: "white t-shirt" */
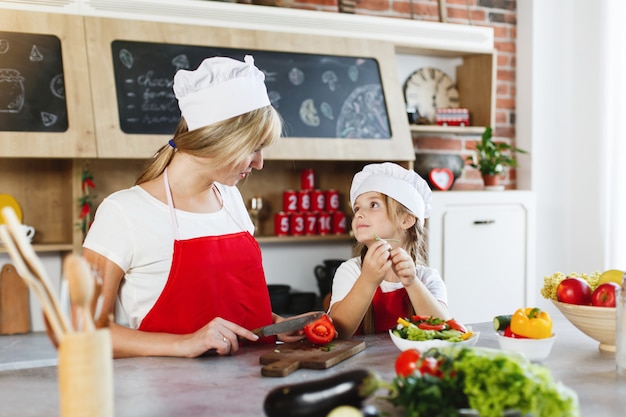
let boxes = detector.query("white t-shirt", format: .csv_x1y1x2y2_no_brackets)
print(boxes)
83,183,254,329
328,257,448,310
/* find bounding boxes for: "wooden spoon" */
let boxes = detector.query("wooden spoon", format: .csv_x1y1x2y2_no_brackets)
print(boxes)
64,254,96,332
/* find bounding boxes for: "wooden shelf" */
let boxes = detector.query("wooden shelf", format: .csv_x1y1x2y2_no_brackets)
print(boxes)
256,234,353,244
410,125,486,135
0,243,74,254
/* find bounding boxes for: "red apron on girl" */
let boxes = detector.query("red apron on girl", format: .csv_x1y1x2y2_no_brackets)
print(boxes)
356,286,411,335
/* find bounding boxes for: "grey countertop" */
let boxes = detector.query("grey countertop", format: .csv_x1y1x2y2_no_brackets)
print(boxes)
0,315,625,416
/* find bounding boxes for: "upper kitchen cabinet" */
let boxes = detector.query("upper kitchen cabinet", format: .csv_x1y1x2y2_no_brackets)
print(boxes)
397,49,496,135
83,14,412,161
0,10,96,158
80,1,493,159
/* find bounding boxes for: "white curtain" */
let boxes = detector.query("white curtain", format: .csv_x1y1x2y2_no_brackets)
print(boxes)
603,0,626,269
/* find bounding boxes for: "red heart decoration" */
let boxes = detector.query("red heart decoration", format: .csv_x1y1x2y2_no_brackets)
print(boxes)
429,168,454,191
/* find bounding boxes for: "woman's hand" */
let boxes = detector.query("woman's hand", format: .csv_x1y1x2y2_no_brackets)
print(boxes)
390,247,417,287
186,317,259,357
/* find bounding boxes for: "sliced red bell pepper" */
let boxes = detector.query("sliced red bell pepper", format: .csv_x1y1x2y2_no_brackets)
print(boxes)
503,326,529,338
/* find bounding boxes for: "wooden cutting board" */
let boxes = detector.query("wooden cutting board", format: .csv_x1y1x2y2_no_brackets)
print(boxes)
0,263,30,334
259,339,366,377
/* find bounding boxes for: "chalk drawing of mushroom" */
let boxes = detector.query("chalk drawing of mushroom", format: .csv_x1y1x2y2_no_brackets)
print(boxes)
288,67,304,86
171,54,189,70
299,98,320,127
322,71,338,92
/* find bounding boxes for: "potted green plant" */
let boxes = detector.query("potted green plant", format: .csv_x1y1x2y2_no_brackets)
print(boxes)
468,127,527,188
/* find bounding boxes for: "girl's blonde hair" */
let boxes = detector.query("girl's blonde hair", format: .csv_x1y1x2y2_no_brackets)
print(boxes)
136,105,282,184
356,193,429,334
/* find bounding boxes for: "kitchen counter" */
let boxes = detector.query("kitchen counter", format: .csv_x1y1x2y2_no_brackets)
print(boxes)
0,315,624,416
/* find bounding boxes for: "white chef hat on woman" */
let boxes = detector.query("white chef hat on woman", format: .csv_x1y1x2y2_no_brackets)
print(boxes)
173,55,271,131
350,162,432,226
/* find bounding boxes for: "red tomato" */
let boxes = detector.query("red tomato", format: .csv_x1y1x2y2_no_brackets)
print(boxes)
591,282,620,307
445,319,467,333
412,315,431,322
303,314,336,345
556,277,592,305
418,356,441,377
395,349,421,377
417,322,446,331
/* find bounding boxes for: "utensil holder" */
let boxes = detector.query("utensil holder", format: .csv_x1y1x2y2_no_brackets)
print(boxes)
58,329,114,417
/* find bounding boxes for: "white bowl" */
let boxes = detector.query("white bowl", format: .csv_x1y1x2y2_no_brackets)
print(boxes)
496,333,556,361
389,329,480,352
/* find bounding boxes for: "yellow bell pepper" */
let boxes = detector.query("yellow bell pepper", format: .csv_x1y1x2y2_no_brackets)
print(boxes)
510,307,553,339
397,317,413,328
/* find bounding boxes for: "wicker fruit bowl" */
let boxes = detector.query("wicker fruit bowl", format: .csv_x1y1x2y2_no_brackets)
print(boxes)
551,299,616,352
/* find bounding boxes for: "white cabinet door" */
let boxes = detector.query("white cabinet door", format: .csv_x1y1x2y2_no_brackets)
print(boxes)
442,204,526,324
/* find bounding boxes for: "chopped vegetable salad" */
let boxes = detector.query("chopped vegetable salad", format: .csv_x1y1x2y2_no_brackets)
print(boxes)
391,316,473,343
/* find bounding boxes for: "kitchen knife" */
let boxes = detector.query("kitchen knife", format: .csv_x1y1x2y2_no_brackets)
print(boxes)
201,311,327,356
251,311,325,337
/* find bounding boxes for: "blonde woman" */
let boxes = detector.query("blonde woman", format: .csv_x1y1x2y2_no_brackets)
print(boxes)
83,56,302,358
328,163,449,338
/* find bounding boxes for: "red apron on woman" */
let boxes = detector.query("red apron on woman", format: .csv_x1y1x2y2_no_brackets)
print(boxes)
139,169,273,341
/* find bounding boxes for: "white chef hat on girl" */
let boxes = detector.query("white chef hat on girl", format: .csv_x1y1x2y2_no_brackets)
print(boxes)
350,162,432,226
173,55,271,131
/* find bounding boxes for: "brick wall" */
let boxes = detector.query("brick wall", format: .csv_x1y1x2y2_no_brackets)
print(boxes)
246,0,518,189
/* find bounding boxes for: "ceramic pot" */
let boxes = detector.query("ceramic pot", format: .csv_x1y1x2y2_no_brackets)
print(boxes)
482,174,500,185
267,284,291,314
314,259,346,298
482,174,505,190
287,292,318,315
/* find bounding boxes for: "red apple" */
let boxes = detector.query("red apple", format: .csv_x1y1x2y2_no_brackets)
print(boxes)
591,282,620,307
556,277,592,305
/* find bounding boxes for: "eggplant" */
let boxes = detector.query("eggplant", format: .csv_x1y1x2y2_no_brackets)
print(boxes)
263,369,380,417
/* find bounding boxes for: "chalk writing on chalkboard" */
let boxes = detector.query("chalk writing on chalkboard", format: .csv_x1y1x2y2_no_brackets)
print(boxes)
111,40,391,139
0,31,68,132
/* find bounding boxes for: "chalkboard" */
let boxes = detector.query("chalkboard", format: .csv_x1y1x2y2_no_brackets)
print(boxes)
111,40,391,139
0,31,68,132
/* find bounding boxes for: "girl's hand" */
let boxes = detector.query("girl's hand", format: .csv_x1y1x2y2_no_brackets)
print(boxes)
361,239,392,285
272,313,306,343
390,247,417,286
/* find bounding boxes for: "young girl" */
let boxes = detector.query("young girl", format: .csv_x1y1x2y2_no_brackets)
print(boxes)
328,162,449,338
